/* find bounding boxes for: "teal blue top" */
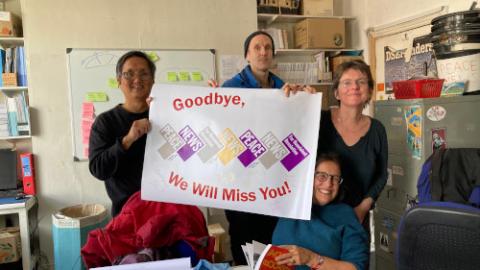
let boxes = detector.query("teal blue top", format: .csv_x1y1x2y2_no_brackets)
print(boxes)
272,203,368,270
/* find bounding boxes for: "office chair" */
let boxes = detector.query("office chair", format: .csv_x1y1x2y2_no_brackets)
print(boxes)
396,202,480,270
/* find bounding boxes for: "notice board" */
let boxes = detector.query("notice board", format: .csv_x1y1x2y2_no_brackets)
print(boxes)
67,48,216,161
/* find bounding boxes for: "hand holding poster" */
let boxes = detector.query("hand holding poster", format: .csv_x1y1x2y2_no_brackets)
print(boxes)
141,84,322,219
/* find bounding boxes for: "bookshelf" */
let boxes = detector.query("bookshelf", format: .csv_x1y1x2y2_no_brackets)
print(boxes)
257,10,359,109
0,36,23,46
0,2,36,269
275,48,360,55
0,86,27,91
0,0,30,141
258,13,355,24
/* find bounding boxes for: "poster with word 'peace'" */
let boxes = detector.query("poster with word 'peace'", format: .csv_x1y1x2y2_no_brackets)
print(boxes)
141,84,322,220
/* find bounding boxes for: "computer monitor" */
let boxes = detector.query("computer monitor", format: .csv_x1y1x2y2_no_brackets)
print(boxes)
0,149,18,190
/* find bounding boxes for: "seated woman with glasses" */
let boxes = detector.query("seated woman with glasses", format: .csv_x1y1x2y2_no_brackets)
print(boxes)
272,153,369,270
318,60,388,224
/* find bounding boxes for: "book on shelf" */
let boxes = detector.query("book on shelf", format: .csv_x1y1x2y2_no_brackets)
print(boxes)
0,46,28,87
242,241,293,270
16,46,27,86
274,62,318,84
0,103,8,137
262,28,288,49
2,91,29,136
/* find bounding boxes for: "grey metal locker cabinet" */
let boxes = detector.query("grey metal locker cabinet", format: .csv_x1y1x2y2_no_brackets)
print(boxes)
373,95,480,270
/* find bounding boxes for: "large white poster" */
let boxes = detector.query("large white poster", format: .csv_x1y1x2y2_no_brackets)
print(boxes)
141,84,322,220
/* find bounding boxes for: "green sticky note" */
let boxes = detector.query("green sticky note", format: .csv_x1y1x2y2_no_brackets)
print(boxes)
145,51,160,62
107,78,118,89
86,92,108,102
191,72,203,82
179,71,190,81
167,72,178,82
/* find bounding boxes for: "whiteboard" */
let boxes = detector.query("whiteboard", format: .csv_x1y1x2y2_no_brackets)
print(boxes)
67,48,216,161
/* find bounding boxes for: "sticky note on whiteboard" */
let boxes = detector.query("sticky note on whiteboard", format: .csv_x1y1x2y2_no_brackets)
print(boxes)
86,92,108,102
191,71,203,81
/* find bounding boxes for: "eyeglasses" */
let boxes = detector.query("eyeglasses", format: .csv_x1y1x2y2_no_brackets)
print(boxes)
121,71,152,81
339,79,368,89
314,171,343,184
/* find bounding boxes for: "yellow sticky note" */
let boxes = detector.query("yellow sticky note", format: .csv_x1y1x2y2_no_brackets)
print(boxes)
178,71,190,81
191,72,203,82
217,128,245,165
145,51,160,62
107,78,118,89
86,92,108,102
167,72,178,82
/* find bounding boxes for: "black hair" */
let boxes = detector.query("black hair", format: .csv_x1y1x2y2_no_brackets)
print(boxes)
116,50,156,80
243,30,275,58
315,152,346,203
315,152,341,168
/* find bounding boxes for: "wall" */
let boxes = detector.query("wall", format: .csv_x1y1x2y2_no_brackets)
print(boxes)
22,0,256,268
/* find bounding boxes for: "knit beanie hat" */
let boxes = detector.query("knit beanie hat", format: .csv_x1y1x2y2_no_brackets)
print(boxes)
243,30,275,58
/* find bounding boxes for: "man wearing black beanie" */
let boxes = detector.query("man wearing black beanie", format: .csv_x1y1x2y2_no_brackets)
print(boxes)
217,30,315,266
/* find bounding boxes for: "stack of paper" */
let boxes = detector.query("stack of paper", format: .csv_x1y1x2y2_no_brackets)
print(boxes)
262,28,288,49
4,93,30,136
273,62,318,84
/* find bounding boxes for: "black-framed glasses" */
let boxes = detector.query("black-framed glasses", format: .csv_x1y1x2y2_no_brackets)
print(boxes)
121,71,152,81
314,171,343,184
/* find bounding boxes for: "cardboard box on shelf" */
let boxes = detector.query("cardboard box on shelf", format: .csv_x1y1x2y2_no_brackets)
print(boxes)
294,18,345,49
331,55,364,73
0,11,22,37
301,0,333,16
0,227,21,264
2,73,17,86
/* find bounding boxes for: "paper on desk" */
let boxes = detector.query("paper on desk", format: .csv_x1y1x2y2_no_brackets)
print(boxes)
91,257,190,270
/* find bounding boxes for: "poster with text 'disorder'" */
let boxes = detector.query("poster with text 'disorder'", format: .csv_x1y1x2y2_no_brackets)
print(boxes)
141,84,322,220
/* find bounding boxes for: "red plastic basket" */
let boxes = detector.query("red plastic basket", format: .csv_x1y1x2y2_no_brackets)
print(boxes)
392,79,444,99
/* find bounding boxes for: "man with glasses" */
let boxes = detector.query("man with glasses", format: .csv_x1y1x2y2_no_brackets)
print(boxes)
89,51,155,217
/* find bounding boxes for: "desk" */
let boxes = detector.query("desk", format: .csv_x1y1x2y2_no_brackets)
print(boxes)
0,196,37,270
